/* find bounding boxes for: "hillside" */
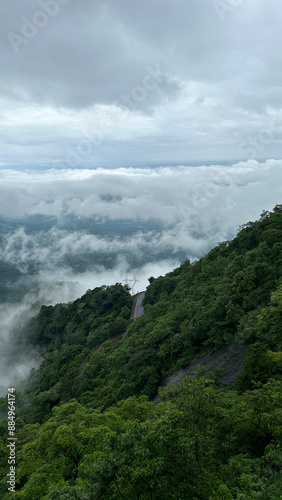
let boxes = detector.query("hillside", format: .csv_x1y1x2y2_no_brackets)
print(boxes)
0,206,281,498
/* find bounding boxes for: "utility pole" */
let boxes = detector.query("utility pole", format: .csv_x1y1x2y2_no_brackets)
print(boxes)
123,273,140,294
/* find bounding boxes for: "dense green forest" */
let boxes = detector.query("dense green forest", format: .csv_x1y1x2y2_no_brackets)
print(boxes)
0,207,281,498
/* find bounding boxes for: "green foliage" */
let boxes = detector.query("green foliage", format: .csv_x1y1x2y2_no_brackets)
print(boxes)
1,206,282,498
236,283,282,391
2,377,281,499
17,284,133,422
15,206,282,423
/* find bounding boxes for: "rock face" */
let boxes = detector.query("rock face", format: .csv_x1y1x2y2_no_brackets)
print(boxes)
153,342,249,401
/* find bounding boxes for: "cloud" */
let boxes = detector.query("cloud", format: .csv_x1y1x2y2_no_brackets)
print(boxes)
0,278,92,396
0,160,281,274
0,0,282,165
0,159,281,221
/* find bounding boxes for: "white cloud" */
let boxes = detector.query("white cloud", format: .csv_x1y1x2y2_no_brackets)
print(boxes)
0,160,281,222
0,160,281,277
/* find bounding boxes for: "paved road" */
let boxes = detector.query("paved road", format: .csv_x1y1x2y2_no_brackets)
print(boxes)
133,292,145,320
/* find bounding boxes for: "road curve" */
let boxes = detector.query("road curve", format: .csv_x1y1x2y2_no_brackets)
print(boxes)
131,291,146,320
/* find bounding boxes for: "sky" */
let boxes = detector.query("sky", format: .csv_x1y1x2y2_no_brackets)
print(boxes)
0,0,282,168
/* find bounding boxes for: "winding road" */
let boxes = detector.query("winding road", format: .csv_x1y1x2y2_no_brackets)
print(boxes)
132,292,145,320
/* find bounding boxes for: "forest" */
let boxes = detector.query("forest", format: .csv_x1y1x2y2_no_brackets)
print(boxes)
0,206,281,498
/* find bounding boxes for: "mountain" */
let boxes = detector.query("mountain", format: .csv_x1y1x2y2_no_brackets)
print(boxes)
0,206,281,498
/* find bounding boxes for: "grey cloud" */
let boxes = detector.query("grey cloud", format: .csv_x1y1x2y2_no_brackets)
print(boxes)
0,1,282,164
1,0,279,109
1,0,183,110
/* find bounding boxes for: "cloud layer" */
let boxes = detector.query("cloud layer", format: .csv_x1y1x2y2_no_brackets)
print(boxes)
1,0,282,166
0,160,281,278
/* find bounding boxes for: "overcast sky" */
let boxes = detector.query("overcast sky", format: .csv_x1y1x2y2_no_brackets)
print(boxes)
1,0,282,168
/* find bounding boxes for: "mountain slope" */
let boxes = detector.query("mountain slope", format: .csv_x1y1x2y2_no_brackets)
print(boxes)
0,206,282,498
11,205,282,421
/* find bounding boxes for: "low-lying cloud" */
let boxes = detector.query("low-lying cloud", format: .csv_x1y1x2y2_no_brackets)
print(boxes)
1,160,281,286
0,159,281,222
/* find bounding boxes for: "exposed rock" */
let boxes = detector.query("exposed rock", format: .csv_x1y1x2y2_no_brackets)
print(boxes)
153,342,249,401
